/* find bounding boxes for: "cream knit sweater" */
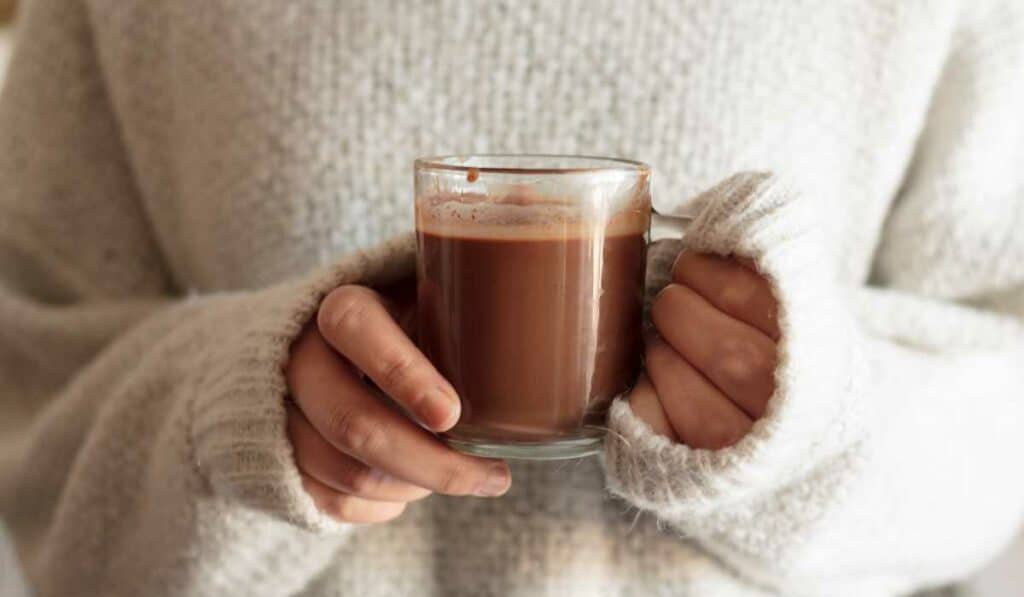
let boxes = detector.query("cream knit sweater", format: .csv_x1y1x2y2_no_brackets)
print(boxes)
2,0,1024,596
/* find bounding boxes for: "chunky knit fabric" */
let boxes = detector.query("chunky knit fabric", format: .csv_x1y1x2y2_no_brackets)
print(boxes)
2,0,1024,596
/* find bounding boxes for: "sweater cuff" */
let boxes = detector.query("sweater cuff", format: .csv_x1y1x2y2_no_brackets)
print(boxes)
189,234,416,531
603,173,865,517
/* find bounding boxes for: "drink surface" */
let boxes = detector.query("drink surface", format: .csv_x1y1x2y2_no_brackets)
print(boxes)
416,194,648,442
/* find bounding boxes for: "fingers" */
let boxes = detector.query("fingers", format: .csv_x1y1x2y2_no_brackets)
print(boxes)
287,404,431,503
290,328,510,497
625,372,679,441
645,338,752,449
317,285,459,431
672,251,781,340
651,283,776,418
301,474,407,524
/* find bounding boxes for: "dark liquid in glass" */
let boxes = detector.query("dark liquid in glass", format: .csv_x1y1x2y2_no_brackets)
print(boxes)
417,208,647,442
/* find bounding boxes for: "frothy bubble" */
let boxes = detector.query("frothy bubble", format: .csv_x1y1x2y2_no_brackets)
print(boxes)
416,192,650,239
421,193,580,226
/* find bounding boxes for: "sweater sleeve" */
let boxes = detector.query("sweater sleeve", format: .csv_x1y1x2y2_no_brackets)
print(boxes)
0,0,415,595
603,6,1024,593
2,238,416,597
604,175,1024,595
3,238,418,595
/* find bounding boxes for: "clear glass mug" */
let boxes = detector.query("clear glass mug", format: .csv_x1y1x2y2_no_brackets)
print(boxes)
414,155,652,460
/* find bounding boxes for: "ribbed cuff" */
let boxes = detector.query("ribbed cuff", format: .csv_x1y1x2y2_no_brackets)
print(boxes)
603,173,865,517
190,234,416,531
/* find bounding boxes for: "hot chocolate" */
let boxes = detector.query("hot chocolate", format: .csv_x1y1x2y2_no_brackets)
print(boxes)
416,198,648,443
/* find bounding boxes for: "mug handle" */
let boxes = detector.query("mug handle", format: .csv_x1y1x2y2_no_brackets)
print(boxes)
650,209,693,242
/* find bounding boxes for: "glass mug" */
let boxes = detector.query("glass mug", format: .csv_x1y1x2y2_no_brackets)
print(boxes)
414,155,652,460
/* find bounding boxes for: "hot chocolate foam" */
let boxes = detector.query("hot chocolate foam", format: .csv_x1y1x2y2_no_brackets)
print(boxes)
416,193,650,240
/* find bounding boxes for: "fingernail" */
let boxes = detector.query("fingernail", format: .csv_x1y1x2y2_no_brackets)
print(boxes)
421,389,460,430
475,465,510,497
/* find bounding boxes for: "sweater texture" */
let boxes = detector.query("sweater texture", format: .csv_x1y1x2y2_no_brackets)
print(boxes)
2,1,1024,595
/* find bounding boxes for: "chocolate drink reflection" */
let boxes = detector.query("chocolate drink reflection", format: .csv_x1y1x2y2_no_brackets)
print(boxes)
417,202,647,442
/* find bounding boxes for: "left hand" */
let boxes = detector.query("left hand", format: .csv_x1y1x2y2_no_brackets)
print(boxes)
628,250,780,449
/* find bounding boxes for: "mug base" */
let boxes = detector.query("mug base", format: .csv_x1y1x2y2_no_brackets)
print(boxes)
442,427,605,460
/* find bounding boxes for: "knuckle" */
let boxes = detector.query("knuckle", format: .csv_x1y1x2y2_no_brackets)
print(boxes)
376,351,419,392
438,458,476,495
341,464,377,495
718,279,758,315
715,336,770,389
319,285,373,338
327,406,388,456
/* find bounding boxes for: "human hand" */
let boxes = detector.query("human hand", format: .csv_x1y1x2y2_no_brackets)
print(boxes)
285,284,511,524
628,251,780,449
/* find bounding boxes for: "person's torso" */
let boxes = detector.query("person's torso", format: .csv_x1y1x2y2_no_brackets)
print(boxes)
95,0,957,292
89,1,960,594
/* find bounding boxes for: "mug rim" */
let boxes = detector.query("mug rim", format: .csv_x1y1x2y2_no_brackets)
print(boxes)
414,154,651,176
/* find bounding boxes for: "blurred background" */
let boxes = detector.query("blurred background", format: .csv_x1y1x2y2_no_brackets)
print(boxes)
0,1,1021,595
0,1,12,78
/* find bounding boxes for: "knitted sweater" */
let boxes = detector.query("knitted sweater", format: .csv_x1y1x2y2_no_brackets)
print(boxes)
2,0,1024,595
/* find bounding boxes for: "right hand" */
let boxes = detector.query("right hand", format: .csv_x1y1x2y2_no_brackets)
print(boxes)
285,284,511,524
